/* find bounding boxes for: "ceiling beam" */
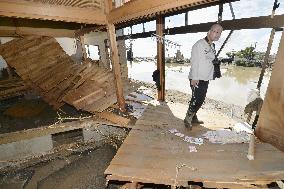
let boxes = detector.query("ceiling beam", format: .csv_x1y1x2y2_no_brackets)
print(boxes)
0,17,100,37
117,14,284,40
0,26,75,37
0,0,106,25
108,0,237,25
114,0,239,29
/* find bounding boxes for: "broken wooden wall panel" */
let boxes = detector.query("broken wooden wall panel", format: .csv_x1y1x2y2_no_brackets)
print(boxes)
1,37,53,60
0,36,132,113
85,92,117,113
63,79,103,103
32,59,68,85
16,48,64,79
39,63,76,91
73,89,105,109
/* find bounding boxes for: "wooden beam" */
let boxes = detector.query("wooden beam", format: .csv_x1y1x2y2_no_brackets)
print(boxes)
116,14,284,40
156,14,165,101
0,0,106,24
168,14,284,34
256,30,284,152
0,26,75,37
97,111,131,127
105,0,126,111
0,17,97,37
0,118,122,145
107,23,126,111
114,0,239,30
108,0,238,24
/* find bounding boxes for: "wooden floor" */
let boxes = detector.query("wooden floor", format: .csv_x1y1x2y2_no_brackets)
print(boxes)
105,102,284,188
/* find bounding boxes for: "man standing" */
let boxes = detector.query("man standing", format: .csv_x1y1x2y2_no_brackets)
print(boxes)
184,24,223,129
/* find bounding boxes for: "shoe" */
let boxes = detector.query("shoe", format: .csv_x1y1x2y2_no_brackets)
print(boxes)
184,110,195,129
192,114,204,124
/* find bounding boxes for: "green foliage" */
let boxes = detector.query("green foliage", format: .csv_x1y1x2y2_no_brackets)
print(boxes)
225,45,270,67
239,46,256,61
235,60,255,67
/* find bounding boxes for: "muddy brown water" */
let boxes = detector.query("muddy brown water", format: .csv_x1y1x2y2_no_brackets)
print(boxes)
128,61,271,107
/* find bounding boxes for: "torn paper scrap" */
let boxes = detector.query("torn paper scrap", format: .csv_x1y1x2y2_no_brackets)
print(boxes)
175,132,185,137
169,128,179,134
188,145,197,152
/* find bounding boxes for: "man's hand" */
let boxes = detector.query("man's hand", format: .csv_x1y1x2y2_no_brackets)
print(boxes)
191,80,199,87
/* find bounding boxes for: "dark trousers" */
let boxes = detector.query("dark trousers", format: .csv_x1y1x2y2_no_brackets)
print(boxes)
188,80,209,113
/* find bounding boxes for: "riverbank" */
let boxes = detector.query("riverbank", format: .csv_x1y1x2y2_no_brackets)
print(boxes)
128,61,270,107
132,79,245,122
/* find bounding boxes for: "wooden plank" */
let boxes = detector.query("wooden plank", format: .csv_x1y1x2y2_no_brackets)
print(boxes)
106,103,284,187
97,111,131,126
106,23,126,111
256,31,284,152
108,0,224,24
0,118,123,145
0,0,106,24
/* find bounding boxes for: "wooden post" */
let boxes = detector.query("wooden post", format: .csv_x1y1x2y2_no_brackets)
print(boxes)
107,24,126,111
104,39,111,69
156,14,165,101
185,12,188,26
218,3,223,23
80,36,87,61
105,0,126,111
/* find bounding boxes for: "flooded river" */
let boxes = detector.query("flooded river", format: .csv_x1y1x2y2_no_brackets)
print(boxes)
127,61,271,107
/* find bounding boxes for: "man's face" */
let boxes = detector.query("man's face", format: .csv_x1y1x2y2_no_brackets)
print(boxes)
208,26,223,41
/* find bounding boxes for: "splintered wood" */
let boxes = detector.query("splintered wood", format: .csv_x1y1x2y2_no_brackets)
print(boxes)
23,0,103,9
0,77,29,100
0,36,130,113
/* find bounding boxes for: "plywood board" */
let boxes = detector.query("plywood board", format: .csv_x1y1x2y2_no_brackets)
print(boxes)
106,102,284,188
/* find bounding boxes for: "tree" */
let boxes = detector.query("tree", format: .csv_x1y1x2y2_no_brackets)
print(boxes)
239,46,256,62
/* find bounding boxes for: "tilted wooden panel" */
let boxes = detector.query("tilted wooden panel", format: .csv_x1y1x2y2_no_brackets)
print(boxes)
256,31,284,152
0,36,80,108
0,36,132,112
0,77,29,100
23,0,103,9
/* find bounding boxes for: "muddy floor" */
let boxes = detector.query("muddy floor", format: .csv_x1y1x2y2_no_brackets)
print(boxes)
0,144,117,189
0,96,91,134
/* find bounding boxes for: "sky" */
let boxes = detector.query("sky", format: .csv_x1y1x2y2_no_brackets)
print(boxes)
124,0,284,58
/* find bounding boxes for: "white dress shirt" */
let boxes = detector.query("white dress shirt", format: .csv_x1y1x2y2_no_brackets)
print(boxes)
188,38,215,81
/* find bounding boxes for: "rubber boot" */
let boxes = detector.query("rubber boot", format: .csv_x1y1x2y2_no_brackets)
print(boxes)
184,110,195,129
192,114,204,124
